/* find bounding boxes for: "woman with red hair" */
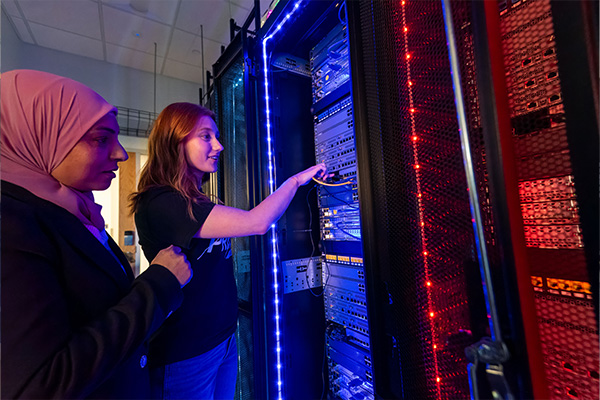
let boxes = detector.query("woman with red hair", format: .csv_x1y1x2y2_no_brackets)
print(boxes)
131,102,327,399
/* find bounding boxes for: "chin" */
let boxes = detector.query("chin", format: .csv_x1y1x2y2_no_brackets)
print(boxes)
90,178,114,192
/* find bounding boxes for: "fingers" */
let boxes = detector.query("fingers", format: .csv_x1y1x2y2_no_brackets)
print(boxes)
315,163,328,178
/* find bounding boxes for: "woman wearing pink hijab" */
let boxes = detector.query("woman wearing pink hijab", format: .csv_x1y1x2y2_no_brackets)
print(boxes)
1,69,192,399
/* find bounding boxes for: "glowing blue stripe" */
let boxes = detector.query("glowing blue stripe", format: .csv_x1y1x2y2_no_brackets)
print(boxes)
261,3,302,399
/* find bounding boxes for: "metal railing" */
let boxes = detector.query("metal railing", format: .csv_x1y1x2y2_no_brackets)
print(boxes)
116,106,157,138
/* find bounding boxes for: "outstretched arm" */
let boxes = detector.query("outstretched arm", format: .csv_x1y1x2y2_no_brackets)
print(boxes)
195,163,327,238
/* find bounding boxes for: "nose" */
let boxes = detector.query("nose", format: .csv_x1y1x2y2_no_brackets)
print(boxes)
112,139,129,162
213,138,224,152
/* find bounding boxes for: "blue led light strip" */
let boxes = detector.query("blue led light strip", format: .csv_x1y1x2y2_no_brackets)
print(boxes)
261,3,302,399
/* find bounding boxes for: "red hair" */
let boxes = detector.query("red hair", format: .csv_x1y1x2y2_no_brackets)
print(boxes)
130,102,216,220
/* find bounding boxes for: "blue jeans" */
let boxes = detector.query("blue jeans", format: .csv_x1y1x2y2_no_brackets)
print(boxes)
150,334,238,399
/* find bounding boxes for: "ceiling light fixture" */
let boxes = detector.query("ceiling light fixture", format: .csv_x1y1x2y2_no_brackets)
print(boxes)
129,0,149,14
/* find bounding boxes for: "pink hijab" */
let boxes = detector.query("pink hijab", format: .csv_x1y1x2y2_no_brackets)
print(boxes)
1,69,117,231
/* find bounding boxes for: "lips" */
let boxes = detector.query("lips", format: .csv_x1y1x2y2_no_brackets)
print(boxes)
103,167,118,177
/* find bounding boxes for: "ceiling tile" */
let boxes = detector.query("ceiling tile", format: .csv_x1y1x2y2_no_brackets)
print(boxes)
17,0,101,38
163,58,203,83
167,29,203,65
8,16,35,44
175,0,232,39
29,22,104,60
103,4,172,56
106,43,165,74
101,0,179,25
5,0,241,83
1,0,22,17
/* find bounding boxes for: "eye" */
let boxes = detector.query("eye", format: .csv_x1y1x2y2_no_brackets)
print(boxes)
202,134,211,141
95,136,108,144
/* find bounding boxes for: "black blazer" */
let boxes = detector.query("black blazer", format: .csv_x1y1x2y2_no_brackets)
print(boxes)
1,181,183,399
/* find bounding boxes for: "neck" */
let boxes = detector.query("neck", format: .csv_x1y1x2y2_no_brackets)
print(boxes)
192,170,205,187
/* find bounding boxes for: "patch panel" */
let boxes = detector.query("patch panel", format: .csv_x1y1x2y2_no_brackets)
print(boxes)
325,307,370,336
324,286,368,308
316,145,356,169
322,227,361,242
315,115,353,140
321,225,361,242
271,53,311,77
323,274,366,296
314,96,353,123
320,214,361,229
328,337,372,369
324,261,365,281
325,297,368,322
316,139,356,163
282,257,322,294
321,218,361,232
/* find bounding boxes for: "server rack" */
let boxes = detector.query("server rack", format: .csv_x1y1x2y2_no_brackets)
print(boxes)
257,2,370,399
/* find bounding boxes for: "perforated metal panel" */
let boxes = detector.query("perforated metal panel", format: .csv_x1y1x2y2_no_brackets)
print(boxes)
356,1,488,398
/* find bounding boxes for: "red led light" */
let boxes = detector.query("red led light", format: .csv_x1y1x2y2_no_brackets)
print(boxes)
423,251,428,256
420,222,425,227
436,377,441,383
408,81,413,86
406,53,411,60
429,312,435,318
414,164,420,169
426,281,432,287
433,344,437,349
404,27,408,32
417,193,422,198
410,107,415,113
401,0,405,5
412,135,418,141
